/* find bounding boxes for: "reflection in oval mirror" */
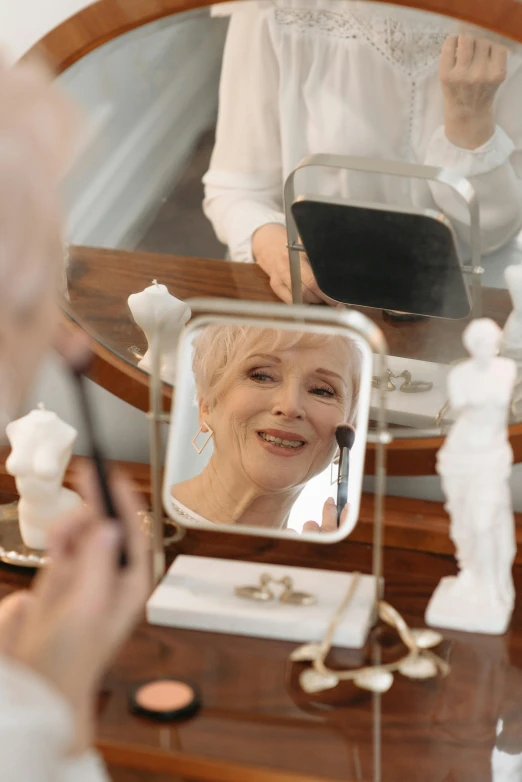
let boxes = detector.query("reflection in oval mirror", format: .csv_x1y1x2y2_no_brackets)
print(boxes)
60,0,522,439
163,313,373,540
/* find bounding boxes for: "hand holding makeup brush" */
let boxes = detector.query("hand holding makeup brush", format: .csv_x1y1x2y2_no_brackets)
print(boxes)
0,463,150,757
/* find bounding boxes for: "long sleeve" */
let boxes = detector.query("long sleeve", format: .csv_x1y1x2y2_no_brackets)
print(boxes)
425,125,522,254
0,655,110,782
203,3,285,262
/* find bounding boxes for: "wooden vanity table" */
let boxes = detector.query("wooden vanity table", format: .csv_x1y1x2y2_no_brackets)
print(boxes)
60,245,522,564
1,473,522,781
66,245,522,474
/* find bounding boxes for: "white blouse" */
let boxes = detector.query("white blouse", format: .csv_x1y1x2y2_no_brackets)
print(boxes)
0,656,109,782
203,0,522,261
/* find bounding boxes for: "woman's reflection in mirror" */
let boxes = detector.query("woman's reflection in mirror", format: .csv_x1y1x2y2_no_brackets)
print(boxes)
171,325,361,531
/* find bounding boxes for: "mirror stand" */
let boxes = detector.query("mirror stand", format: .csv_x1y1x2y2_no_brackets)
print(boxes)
148,324,185,586
147,298,390,626
284,153,483,318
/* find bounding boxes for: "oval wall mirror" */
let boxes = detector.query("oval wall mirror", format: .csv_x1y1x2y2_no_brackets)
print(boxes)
24,0,522,474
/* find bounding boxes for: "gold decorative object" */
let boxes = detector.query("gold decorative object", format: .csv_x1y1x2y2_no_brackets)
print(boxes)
235,573,317,606
291,573,449,695
396,369,434,393
372,369,433,394
372,369,396,391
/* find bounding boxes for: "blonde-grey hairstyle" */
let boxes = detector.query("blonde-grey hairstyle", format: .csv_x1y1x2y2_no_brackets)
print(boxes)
192,324,362,424
0,56,82,316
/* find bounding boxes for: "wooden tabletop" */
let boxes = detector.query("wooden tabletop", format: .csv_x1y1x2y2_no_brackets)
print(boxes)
65,245,522,477
67,246,512,376
1,525,520,782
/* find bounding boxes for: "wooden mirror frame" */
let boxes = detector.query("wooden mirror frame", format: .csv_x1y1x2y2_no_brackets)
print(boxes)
25,0,522,476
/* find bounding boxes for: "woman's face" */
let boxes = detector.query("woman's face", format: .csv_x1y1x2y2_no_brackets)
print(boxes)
203,341,352,494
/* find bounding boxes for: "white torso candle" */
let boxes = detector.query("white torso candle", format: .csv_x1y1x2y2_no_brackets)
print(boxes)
5,404,82,550
128,280,191,385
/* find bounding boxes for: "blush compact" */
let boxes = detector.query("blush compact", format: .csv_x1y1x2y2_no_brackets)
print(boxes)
129,678,200,722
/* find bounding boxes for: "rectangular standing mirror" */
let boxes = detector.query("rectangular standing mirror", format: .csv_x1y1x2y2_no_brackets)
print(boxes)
162,301,382,544
292,196,472,319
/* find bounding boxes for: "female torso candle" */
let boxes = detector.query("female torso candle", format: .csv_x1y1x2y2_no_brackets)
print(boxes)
128,280,191,385
5,404,82,550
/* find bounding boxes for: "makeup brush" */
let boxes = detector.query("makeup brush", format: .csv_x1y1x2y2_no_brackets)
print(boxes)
63,335,127,567
335,424,356,527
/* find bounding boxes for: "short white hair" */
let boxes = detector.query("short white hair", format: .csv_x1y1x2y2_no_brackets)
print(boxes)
0,56,81,316
192,323,362,424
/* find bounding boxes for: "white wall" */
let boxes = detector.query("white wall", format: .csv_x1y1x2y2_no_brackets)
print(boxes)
0,0,97,61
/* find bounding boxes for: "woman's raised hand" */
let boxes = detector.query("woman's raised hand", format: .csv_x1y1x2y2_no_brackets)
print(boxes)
0,464,150,756
441,34,508,149
302,497,348,534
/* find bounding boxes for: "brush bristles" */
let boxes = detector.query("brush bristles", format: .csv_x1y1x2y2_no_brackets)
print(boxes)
335,423,355,450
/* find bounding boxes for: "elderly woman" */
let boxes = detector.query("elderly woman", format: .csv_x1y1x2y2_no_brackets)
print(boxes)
171,324,361,531
0,59,149,782
205,0,522,303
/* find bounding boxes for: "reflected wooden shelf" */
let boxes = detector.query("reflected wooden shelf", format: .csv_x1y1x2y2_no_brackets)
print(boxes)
65,245,522,476
2,447,522,565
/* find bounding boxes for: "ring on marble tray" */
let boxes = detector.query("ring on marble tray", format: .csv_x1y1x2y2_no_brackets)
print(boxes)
235,573,316,606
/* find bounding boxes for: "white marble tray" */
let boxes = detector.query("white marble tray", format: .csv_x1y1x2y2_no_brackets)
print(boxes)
371,354,453,428
147,556,376,649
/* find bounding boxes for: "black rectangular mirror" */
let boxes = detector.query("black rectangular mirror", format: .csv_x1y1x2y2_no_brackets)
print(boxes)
292,196,472,319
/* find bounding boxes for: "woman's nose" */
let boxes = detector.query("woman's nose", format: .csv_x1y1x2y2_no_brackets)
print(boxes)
272,381,305,419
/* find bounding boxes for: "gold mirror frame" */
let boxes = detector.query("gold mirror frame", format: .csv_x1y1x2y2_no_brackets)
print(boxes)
27,0,522,476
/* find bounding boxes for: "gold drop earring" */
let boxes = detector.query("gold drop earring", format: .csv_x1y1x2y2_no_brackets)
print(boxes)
191,422,214,454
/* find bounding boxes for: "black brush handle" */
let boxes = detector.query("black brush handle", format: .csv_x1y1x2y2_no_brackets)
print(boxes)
76,375,128,568
336,447,350,526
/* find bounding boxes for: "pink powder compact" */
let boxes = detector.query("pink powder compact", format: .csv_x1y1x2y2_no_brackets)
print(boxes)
129,679,200,722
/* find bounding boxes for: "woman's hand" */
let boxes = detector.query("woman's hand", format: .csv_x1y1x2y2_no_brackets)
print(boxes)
441,34,508,149
0,464,150,756
302,497,348,534
252,223,340,306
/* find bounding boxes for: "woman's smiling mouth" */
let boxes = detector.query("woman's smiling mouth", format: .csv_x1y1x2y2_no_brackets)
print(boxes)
257,430,307,453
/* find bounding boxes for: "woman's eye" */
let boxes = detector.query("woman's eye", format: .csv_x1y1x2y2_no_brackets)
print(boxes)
250,370,275,383
311,386,335,397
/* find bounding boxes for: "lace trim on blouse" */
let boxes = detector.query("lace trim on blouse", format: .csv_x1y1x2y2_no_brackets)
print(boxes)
274,5,450,74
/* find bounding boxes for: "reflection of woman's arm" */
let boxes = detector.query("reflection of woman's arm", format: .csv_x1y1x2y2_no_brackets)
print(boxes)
203,4,285,262
425,38,522,253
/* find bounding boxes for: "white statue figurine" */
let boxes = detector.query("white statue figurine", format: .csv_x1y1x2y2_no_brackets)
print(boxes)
5,404,82,550
128,280,191,385
426,319,517,635
500,263,522,419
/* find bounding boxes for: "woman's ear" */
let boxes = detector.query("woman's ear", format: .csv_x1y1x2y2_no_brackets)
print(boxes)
198,399,211,431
